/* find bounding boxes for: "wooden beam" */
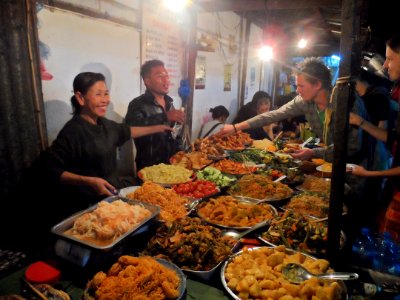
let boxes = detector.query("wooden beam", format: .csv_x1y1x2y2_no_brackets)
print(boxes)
239,17,251,109
186,10,197,140
327,0,362,266
198,0,340,12
44,0,140,28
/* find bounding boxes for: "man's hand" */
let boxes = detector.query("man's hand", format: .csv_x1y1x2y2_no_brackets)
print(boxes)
158,125,173,132
167,109,185,124
291,148,314,160
217,124,235,136
349,112,364,126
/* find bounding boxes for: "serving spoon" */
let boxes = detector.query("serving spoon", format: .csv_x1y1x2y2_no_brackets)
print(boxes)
282,263,359,284
300,137,314,148
221,220,270,240
273,175,287,183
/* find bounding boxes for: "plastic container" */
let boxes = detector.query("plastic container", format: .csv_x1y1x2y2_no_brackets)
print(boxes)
25,261,61,284
352,227,375,268
350,282,400,299
373,232,395,273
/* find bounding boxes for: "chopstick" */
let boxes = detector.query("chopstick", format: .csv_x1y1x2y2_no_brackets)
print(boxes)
273,131,283,143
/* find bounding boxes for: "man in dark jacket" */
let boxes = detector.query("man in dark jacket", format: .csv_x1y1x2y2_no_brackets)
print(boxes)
125,60,185,171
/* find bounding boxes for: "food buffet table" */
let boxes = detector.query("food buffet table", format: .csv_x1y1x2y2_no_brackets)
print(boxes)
0,134,366,299
0,264,230,299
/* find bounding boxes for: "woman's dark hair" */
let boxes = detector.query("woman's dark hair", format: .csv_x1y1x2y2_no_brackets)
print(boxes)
358,69,392,91
295,57,333,91
387,35,400,54
209,105,229,119
70,72,106,115
140,59,165,79
251,91,272,108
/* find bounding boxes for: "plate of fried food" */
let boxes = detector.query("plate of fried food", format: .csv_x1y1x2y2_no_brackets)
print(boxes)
280,192,331,220
227,174,294,203
316,163,356,174
296,175,331,194
316,163,332,173
221,245,346,300
193,138,228,160
122,182,189,222
251,138,278,152
311,158,325,166
212,159,257,175
169,151,212,170
206,132,252,151
83,255,186,300
196,195,277,230
279,142,303,153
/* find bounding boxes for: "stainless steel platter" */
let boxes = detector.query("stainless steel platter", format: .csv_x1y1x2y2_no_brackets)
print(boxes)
220,246,347,300
232,194,293,204
279,191,348,222
196,198,278,231
51,195,160,250
156,258,187,300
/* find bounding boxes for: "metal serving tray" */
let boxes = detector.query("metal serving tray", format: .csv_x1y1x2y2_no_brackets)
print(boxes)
51,195,160,250
196,199,278,231
220,247,347,300
279,192,348,222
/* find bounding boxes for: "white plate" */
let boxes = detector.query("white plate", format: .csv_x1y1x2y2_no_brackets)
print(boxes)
316,163,355,173
119,186,141,198
316,164,331,173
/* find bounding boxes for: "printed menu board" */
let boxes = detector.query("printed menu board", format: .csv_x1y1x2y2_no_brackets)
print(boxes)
142,2,185,101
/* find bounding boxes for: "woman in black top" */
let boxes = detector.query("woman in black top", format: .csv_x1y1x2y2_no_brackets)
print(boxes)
233,91,274,139
21,72,171,236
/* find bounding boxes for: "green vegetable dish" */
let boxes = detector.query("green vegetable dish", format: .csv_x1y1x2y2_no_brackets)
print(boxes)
196,166,236,187
260,210,334,256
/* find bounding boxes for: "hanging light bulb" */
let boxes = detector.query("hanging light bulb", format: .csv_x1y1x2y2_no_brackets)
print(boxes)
258,45,273,61
163,0,189,12
298,38,307,49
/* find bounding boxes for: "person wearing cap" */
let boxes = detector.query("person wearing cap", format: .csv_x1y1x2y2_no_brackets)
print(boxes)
198,105,229,138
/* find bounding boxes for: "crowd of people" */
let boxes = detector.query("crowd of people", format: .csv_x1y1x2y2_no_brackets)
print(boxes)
13,34,400,249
